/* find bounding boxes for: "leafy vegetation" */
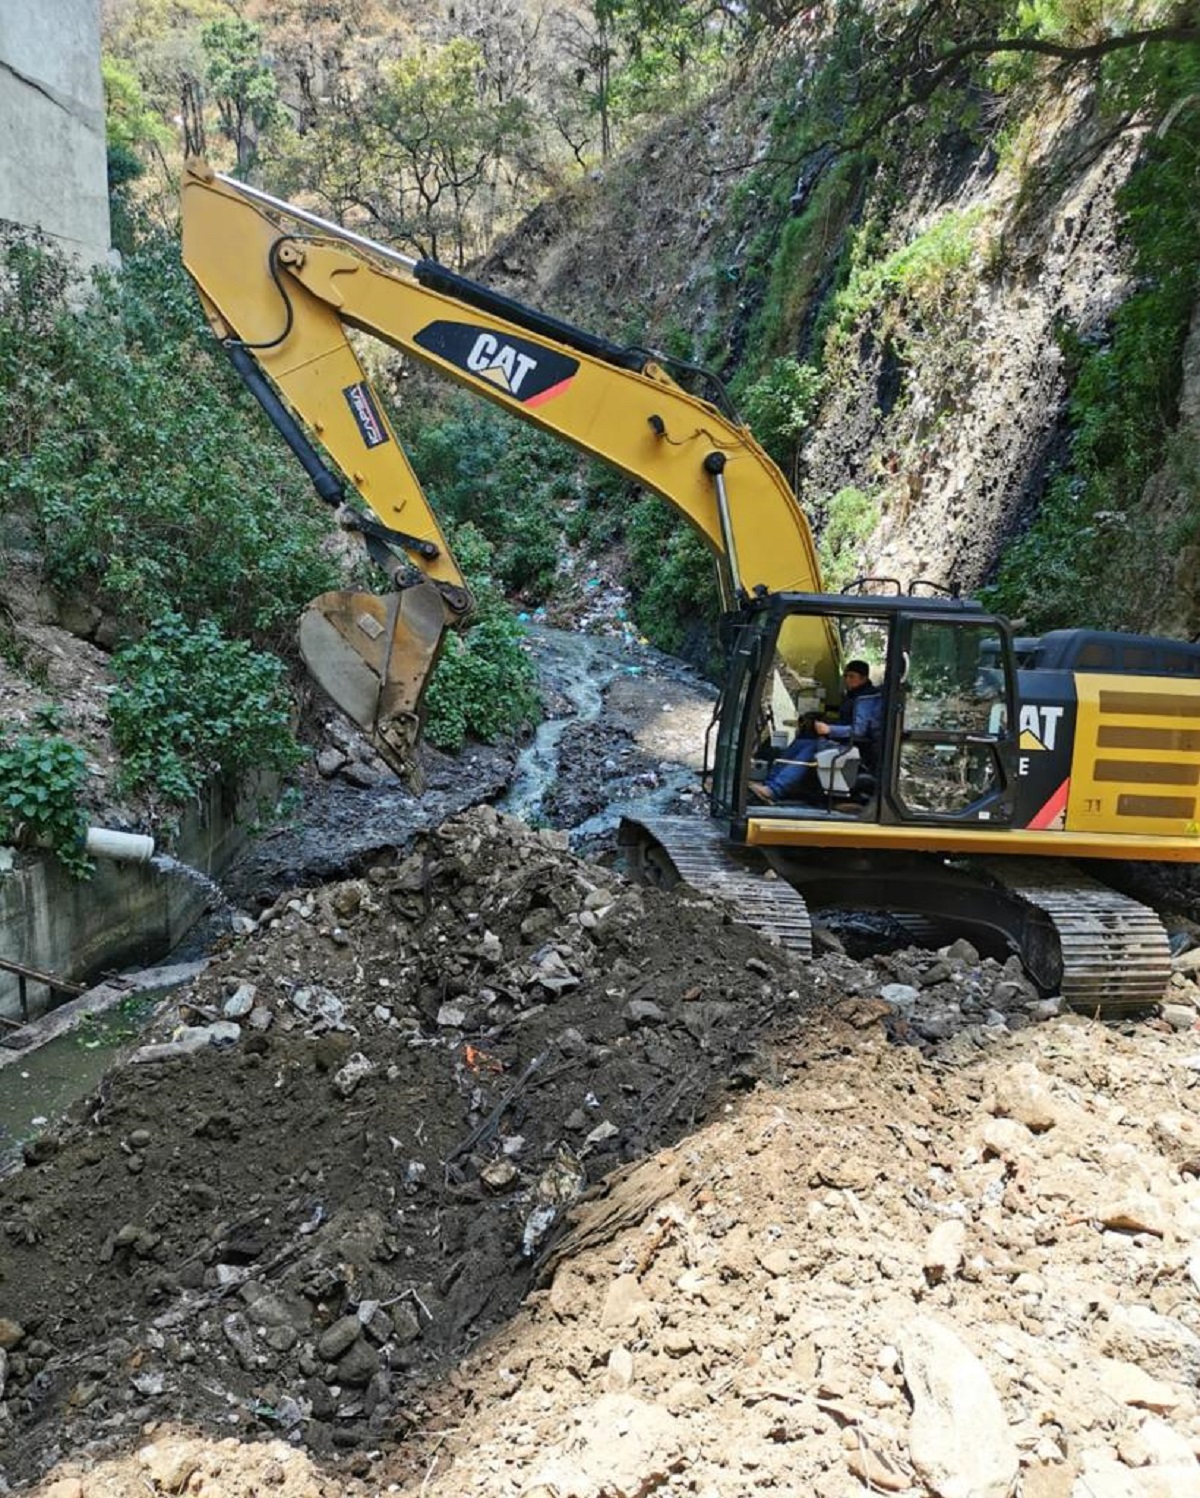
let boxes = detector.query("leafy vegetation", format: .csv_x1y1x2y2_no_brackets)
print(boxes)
0,228,335,828
108,614,303,812
0,732,92,878
397,398,575,599
423,525,540,751
816,487,881,590
828,208,986,348
625,499,719,663
0,230,340,649
737,358,825,478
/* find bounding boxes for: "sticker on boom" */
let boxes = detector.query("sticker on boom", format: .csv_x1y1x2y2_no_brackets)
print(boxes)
343,381,390,449
414,322,578,406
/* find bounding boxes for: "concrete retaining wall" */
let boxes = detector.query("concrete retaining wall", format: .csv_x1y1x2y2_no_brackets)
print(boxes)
0,774,272,1023
0,0,110,267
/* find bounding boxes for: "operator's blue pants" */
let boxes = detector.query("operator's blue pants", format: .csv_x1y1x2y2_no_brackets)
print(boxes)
765,737,821,800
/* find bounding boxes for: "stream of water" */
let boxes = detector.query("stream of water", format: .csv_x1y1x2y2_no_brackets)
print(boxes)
500,629,613,823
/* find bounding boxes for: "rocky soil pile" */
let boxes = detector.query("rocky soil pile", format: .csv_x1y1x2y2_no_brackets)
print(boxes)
2,809,1199,1498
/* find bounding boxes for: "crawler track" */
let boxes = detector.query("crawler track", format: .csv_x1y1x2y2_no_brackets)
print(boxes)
621,820,1171,1014
979,859,1171,1014
620,816,813,958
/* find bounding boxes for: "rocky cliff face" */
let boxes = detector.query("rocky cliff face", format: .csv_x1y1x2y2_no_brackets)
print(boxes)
477,66,1194,627
1142,303,1200,639
799,88,1142,595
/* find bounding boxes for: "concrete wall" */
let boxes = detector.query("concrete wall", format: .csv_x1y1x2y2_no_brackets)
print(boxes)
0,774,274,1023
0,0,110,267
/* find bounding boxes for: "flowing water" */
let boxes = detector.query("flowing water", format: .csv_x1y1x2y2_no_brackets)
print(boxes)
151,852,228,904
501,629,613,823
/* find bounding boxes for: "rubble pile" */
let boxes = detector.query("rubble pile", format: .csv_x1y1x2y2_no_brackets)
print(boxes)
0,809,809,1486
405,1004,1200,1497
1,807,1198,1497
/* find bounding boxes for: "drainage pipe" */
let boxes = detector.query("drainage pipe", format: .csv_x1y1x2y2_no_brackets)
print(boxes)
84,827,156,864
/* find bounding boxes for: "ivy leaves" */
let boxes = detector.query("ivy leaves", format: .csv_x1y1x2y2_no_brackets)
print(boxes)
0,734,92,878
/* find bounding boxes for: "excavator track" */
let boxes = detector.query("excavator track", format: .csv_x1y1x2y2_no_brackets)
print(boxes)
619,815,813,959
978,860,1171,1014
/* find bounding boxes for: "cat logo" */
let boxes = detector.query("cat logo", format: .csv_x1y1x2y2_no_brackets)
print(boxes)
465,334,539,396
1017,704,1063,752
413,320,579,406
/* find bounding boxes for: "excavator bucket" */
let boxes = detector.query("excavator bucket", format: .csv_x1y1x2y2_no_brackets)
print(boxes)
298,582,450,787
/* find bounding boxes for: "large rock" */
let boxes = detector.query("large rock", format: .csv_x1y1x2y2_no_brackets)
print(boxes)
1071,1456,1200,1497
898,1315,1018,1498
1100,1304,1200,1384
523,1393,683,1498
989,1062,1059,1132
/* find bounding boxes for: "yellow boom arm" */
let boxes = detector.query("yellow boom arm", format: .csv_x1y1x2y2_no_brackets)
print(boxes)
181,161,836,776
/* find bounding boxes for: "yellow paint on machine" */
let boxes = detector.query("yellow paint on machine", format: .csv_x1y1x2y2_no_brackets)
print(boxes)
745,819,1200,861
1067,673,1200,840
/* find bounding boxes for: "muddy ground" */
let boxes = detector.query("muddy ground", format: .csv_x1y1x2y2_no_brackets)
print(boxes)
3,633,1200,1498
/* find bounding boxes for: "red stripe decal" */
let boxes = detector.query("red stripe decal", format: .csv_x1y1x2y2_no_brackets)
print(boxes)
1029,779,1070,830
524,377,575,408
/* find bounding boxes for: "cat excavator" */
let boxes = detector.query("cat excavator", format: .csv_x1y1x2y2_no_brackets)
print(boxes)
181,160,1200,1011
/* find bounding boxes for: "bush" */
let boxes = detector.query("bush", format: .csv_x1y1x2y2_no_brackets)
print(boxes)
738,358,824,474
0,230,339,650
108,614,303,812
422,524,540,751
625,498,720,667
398,398,576,600
817,486,880,591
0,731,92,877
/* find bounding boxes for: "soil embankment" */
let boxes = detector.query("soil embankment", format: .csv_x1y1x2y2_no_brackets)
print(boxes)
3,632,1200,1498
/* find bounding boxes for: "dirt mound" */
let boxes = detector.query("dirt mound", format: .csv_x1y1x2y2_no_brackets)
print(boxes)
0,808,811,1485
3,808,1199,1497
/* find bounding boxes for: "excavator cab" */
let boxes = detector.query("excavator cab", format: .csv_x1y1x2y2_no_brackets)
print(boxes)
711,594,1019,832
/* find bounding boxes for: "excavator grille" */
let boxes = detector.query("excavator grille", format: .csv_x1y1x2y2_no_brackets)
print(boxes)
1067,674,1200,842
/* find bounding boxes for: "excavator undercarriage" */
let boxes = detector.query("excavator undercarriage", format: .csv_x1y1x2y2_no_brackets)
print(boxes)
619,817,1172,1014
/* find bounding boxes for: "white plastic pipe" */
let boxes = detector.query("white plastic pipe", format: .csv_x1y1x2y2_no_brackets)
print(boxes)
84,827,156,864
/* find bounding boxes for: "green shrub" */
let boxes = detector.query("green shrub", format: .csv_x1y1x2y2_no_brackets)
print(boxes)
625,497,719,665
828,207,985,351
398,398,575,600
422,524,540,751
817,487,880,591
738,358,824,474
108,614,303,811
0,230,339,650
0,732,92,877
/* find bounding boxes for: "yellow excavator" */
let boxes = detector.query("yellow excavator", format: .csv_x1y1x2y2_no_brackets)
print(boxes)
181,160,1200,1011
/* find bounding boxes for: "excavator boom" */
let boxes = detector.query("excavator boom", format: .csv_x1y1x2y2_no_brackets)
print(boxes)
180,161,837,778
181,161,1200,1014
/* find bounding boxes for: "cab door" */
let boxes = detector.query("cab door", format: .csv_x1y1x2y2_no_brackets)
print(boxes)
710,608,775,819
885,615,1017,826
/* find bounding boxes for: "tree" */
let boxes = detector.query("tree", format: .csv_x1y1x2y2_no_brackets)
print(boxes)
769,1,1200,159
292,39,533,265
202,16,281,178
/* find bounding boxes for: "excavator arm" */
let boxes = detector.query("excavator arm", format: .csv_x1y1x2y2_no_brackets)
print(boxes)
180,161,838,779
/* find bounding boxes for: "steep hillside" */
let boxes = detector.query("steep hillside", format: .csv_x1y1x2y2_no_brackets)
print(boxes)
475,26,1198,640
